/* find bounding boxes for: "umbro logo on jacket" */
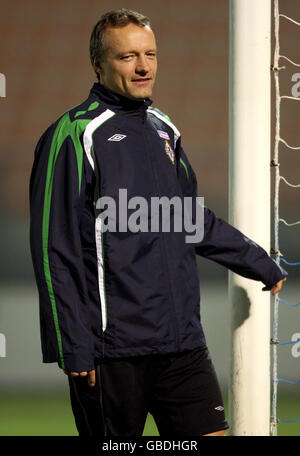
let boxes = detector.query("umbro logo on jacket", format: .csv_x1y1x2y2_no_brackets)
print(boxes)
107,134,127,141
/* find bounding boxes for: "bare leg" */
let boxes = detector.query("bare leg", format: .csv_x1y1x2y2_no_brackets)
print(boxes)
202,429,227,436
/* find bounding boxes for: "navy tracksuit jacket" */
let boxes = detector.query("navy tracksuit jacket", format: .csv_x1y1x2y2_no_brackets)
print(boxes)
29,83,287,372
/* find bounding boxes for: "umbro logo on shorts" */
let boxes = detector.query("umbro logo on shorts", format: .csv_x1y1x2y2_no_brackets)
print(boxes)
214,406,224,411
108,134,127,142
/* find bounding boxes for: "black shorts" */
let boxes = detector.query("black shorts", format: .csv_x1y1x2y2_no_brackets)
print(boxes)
67,345,229,437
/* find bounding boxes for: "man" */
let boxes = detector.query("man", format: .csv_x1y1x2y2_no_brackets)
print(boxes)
30,9,287,437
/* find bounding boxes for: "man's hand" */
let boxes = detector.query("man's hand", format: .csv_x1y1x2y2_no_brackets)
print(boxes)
63,369,96,387
262,278,287,296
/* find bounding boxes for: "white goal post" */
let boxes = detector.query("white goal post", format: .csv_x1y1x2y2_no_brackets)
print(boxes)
228,0,271,436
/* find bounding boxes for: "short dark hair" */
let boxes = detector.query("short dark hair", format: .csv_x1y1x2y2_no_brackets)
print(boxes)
90,9,151,81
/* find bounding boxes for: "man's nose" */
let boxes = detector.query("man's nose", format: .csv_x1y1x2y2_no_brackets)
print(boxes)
135,56,150,75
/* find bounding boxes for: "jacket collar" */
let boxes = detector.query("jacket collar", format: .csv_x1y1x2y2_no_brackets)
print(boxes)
90,82,153,112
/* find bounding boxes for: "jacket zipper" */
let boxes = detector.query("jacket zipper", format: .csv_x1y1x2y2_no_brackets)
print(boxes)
142,107,181,352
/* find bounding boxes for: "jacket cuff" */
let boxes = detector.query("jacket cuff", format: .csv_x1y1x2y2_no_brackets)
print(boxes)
263,258,288,289
58,352,95,372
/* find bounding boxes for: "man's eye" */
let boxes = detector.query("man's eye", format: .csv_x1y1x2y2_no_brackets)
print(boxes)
121,55,133,60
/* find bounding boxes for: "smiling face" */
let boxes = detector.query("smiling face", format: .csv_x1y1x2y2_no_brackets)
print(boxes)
94,23,157,101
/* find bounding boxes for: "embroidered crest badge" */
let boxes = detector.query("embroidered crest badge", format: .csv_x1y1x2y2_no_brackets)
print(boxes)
165,140,175,165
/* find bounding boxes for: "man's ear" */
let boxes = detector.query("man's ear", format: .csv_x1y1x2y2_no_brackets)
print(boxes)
93,58,103,80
